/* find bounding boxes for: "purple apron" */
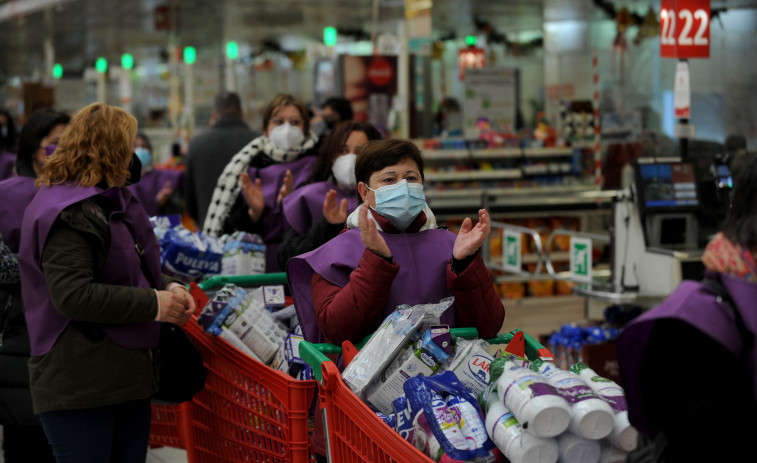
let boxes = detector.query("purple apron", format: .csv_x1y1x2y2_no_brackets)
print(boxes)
286,227,457,343
282,181,358,235
19,184,162,356
126,168,184,217
248,155,317,272
0,151,16,180
617,271,757,438
0,176,37,253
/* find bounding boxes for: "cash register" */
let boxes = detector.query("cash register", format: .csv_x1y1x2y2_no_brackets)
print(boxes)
610,155,732,298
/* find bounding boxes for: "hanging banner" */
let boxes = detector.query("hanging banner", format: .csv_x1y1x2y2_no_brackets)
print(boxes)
463,68,519,139
342,55,398,134
674,61,691,118
659,0,710,59
458,47,486,81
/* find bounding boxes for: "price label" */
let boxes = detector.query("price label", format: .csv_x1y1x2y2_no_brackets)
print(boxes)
660,0,710,58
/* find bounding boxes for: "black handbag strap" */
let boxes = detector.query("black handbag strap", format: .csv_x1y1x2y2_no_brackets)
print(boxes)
700,275,754,357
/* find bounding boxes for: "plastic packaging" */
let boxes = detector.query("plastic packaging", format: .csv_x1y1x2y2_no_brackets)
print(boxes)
569,362,638,451
441,338,495,399
556,432,601,463
484,393,558,463
496,359,571,438
530,360,614,440
599,439,628,463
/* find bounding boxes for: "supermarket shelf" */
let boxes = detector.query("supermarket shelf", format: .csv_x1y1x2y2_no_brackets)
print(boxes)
422,149,470,160
470,147,523,159
422,146,576,161
522,147,574,157
424,169,522,181
489,252,570,267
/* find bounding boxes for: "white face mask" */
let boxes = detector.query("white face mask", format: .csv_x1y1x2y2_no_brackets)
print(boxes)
269,123,304,151
331,153,357,191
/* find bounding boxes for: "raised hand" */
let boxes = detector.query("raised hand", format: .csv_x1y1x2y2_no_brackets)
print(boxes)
240,172,264,222
156,181,173,208
323,189,348,225
452,209,491,260
357,204,391,258
277,169,294,205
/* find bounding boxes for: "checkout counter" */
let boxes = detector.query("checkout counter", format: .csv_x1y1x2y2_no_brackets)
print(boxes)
610,154,732,298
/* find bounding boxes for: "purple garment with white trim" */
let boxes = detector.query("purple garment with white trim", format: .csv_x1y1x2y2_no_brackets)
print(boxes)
286,227,457,343
19,184,161,356
282,180,358,235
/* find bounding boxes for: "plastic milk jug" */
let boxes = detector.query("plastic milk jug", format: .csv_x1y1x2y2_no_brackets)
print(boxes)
484,393,558,463
557,432,601,463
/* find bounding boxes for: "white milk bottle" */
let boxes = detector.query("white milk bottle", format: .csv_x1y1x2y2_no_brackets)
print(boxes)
557,432,601,463
496,359,571,438
531,360,614,440
484,392,558,463
569,362,638,451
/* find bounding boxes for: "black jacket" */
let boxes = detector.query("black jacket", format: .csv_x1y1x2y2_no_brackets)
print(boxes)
184,116,259,225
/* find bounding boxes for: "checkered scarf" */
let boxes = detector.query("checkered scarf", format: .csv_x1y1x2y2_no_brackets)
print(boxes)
202,133,318,237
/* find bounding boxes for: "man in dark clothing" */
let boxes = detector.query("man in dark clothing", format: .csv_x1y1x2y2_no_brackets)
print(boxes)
184,91,260,225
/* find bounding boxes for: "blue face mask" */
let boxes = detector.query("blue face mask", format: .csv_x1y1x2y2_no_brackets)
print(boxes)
368,179,426,230
134,147,151,168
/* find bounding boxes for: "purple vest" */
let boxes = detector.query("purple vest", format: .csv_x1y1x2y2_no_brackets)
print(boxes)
282,181,358,235
617,272,757,438
0,151,16,180
286,227,457,343
126,168,184,217
248,155,317,272
19,184,162,356
0,176,37,253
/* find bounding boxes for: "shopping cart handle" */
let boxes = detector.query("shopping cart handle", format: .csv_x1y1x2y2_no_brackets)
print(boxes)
198,272,288,291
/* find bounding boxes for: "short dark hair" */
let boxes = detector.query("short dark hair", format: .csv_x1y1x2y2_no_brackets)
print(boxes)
136,132,152,151
214,91,243,118
355,139,425,194
322,97,353,121
0,109,17,153
16,109,71,175
310,121,383,182
722,154,757,248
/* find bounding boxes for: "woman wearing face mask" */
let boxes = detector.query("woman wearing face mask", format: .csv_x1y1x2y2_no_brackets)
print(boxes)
287,139,505,461
0,108,69,463
276,121,382,270
126,132,184,218
18,103,195,462
203,93,320,272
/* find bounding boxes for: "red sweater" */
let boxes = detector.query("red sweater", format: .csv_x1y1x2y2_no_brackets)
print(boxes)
310,209,505,343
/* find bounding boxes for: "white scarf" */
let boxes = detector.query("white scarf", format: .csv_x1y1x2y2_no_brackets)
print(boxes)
202,132,318,237
345,204,438,232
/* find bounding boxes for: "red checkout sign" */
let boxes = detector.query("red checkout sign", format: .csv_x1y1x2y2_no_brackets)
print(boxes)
660,0,711,58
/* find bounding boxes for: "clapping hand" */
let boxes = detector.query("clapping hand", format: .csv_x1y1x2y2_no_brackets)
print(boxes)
323,189,348,225
156,181,173,208
277,169,294,205
240,172,264,222
453,209,490,260
357,204,391,258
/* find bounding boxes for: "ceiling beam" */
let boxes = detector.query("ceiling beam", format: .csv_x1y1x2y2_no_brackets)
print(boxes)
0,0,78,23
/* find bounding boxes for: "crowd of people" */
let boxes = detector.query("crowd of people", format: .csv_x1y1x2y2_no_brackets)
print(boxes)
0,93,505,462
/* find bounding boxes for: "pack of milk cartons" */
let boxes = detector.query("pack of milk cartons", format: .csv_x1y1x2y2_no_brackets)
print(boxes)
198,283,289,364
220,231,266,276
271,332,314,381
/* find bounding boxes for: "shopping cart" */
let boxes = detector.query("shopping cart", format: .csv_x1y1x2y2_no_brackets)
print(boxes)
299,327,555,463
149,272,318,463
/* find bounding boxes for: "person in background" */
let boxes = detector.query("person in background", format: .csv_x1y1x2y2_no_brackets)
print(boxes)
287,139,505,461
0,108,18,180
0,108,69,463
618,154,757,462
18,103,195,462
126,132,184,218
277,121,382,270
203,93,320,272
310,96,354,138
185,91,259,226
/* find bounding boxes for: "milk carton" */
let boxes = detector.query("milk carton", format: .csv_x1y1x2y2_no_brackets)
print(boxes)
442,339,494,398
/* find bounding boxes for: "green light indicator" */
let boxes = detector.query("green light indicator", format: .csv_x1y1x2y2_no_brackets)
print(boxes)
226,41,239,60
465,35,477,46
323,27,337,47
183,46,197,65
95,57,108,73
121,53,134,70
52,63,63,79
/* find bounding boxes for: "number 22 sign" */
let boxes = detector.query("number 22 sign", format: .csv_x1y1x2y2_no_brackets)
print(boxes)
660,0,710,59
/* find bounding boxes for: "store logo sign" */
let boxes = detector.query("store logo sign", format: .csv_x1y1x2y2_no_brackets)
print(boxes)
503,230,521,273
570,237,592,283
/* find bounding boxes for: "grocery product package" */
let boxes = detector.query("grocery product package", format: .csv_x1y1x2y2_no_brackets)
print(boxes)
159,226,224,283
272,333,314,380
341,297,455,400
221,231,266,275
440,338,496,399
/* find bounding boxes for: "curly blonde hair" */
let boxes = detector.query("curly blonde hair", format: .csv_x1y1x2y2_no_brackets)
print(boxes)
37,103,137,188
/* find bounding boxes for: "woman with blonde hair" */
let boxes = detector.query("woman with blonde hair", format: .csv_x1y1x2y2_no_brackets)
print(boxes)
18,103,195,462
203,93,321,272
